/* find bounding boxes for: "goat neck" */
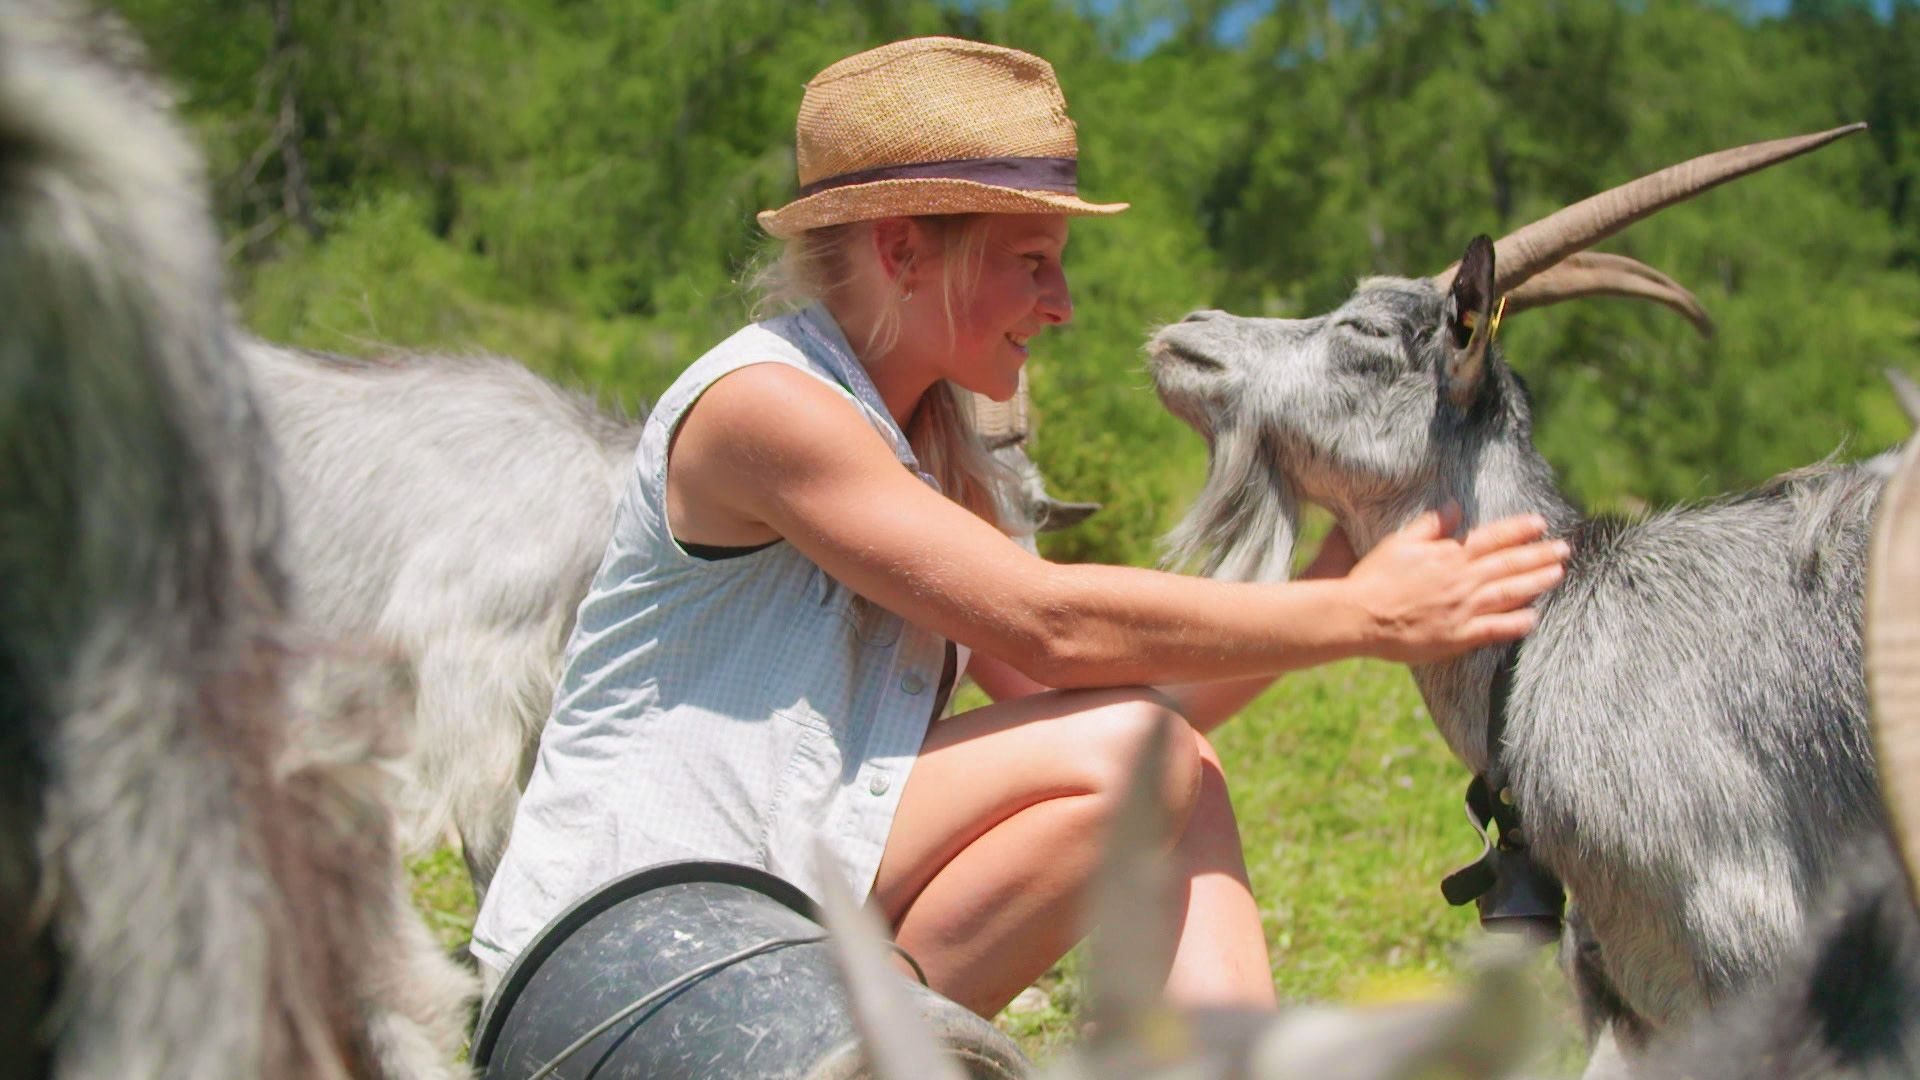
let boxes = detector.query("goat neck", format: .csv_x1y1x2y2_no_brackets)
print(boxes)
1335,433,1579,773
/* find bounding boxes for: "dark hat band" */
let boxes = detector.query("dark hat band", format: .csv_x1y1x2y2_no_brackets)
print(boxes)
797,155,1078,198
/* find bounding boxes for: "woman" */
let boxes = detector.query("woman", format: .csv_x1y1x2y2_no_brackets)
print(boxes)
471,36,1567,1016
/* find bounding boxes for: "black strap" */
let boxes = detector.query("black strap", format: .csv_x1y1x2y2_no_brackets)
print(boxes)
1440,774,1501,906
1437,640,1566,938
1482,638,1512,799
1440,641,1527,902
681,539,779,561
930,641,958,723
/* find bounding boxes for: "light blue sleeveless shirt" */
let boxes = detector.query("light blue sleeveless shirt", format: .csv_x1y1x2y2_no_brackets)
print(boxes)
471,305,954,973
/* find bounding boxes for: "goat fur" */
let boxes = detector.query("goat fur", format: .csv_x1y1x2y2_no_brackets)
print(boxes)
0,5,474,1075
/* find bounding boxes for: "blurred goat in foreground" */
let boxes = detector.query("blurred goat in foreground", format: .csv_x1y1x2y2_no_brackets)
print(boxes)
0,4,472,1075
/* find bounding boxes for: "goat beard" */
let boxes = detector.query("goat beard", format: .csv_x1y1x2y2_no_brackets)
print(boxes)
1162,422,1301,583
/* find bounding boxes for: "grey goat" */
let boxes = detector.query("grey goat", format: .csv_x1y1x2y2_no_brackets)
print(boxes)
0,4,472,1075
1148,125,1885,1059
245,338,1094,894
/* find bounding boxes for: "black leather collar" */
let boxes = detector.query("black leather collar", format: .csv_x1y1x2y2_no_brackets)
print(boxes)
1439,640,1566,941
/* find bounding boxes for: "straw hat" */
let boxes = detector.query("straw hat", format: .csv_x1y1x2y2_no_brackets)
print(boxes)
757,37,1128,238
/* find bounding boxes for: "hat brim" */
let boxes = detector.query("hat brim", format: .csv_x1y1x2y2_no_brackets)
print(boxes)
758,177,1128,238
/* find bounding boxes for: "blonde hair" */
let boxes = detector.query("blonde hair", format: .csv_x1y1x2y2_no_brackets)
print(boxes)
747,215,1016,529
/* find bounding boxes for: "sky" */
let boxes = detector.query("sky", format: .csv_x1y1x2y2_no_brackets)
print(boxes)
1091,0,1904,55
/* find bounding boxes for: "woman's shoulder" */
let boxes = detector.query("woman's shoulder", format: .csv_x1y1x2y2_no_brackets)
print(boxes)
653,313,828,415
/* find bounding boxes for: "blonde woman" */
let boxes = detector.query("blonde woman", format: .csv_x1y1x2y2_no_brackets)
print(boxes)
471,37,1568,1016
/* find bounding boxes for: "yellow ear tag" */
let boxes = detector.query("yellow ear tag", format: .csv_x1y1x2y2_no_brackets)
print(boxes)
1464,296,1508,353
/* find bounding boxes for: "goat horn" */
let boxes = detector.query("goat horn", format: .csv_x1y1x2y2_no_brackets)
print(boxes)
1502,252,1714,337
1435,123,1865,295
1868,437,1920,911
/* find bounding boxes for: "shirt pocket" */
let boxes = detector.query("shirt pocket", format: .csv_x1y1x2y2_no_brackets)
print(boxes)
762,568,895,734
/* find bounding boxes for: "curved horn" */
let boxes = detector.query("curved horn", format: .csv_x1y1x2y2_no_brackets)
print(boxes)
1869,431,1920,911
1434,124,1865,295
1502,252,1714,337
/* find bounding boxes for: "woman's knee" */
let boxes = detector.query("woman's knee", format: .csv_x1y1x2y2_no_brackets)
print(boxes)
1067,688,1204,836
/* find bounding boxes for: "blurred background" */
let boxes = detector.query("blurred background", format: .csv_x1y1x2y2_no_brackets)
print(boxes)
109,0,1920,1055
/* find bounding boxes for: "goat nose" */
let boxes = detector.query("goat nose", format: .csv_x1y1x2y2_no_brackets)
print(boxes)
1182,309,1225,323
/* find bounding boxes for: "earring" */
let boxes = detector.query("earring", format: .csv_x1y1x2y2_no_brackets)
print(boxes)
899,288,914,303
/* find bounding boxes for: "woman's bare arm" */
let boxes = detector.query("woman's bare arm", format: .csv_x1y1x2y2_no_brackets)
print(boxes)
671,364,1565,688
968,521,1363,730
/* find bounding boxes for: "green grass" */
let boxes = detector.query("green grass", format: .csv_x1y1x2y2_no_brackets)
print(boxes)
407,659,1586,1067
1221,659,1477,1001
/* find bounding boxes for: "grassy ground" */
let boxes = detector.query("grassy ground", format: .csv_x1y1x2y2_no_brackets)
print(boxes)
407,658,1586,1068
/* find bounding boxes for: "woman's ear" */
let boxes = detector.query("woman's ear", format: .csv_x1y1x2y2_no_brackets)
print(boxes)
869,217,920,294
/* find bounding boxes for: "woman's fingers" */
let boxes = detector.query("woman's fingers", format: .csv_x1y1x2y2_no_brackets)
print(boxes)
1474,563,1566,613
1352,509,1568,664
1464,609,1540,649
1462,513,1551,557
1473,537,1570,584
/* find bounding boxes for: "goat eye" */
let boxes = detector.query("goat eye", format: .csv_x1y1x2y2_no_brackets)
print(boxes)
1338,319,1394,339
1336,349,1394,378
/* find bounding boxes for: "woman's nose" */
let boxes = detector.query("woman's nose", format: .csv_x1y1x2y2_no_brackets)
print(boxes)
1038,265,1072,326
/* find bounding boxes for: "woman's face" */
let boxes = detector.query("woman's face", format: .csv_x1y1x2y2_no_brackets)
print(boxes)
910,213,1073,402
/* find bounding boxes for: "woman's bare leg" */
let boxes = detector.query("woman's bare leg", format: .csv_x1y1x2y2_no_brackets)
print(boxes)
869,687,1273,1016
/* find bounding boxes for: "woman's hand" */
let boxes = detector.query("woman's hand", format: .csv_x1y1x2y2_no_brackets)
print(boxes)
1346,506,1568,664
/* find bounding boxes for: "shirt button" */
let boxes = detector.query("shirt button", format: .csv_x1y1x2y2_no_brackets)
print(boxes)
900,671,927,695
868,773,891,796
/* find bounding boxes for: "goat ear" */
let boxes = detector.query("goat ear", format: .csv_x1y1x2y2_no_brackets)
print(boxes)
1035,497,1101,533
1444,235,1498,408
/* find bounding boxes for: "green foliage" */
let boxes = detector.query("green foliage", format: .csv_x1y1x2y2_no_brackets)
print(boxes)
114,0,1920,556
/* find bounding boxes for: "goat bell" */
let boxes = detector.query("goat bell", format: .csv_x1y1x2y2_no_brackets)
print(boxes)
1441,774,1566,943
1478,842,1566,943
